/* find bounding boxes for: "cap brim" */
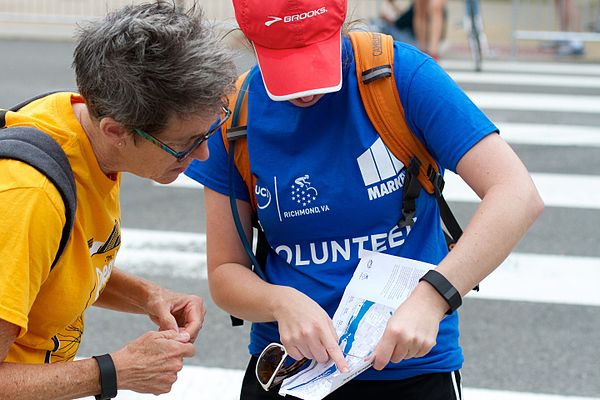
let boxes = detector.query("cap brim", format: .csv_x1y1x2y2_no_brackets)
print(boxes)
253,32,343,101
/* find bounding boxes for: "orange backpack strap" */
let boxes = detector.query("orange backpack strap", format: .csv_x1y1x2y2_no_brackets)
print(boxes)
222,69,269,327
348,31,440,194
349,31,463,247
222,70,257,212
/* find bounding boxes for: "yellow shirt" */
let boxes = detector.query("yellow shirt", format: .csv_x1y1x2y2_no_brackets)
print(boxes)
0,92,121,363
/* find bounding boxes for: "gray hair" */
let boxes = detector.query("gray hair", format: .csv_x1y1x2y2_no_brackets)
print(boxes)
73,1,236,135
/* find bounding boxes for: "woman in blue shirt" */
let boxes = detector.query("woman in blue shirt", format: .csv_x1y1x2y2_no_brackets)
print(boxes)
186,0,543,398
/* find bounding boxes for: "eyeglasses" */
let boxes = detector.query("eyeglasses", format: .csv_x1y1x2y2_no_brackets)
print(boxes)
255,343,310,391
134,106,231,161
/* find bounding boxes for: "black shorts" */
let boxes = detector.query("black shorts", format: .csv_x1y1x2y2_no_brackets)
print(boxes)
240,356,462,400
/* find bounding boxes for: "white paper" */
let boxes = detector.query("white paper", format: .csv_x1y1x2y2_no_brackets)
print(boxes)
279,250,434,400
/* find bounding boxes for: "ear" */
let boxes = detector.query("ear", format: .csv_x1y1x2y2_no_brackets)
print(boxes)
98,117,131,146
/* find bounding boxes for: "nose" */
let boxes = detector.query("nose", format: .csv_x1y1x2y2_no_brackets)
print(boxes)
189,140,209,161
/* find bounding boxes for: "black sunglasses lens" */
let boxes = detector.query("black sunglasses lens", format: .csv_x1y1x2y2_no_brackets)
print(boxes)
256,345,286,386
270,358,310,387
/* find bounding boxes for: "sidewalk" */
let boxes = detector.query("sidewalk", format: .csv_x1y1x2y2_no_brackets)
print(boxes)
0,0,598,62
78,365,600,400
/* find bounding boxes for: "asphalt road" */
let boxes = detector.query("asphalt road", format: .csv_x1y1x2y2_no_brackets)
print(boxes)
1,39,599,398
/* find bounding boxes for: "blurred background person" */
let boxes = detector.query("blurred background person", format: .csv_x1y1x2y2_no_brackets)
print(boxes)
555,0,585,56
414,0,448,60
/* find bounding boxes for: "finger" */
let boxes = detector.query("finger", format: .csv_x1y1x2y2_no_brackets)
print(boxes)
177,342,196,358
295,343,315,361
156,329,190,343
308,340,329,364
321,335,348,373
156,309,179,332
285,345,304,361
372,336,395,371
180,305,204,343
390,345,409,364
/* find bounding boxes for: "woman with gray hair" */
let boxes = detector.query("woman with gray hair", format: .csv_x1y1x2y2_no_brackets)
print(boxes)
0,2,236,399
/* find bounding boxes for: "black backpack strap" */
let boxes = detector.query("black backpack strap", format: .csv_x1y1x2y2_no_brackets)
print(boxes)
0,126,77,270
397,157,422,229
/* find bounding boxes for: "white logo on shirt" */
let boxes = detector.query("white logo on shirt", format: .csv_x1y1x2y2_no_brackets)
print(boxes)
356,138,406,201
273,220,415,266
291,175,318,206
256,185,272,209
95,260,114,301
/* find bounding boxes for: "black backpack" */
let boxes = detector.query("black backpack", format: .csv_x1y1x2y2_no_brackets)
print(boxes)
0,93,77,270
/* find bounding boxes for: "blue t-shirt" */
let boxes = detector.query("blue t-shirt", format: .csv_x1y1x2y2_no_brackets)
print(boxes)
186,38,497,380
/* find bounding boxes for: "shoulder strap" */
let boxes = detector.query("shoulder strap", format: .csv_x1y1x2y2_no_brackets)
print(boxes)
348,31,463,248
223,69,265,327
349,32,440,194
0,126,77,270
222,70,258,212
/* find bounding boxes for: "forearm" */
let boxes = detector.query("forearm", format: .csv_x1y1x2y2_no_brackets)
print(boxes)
0,358,100,400
209,262,287,323
94,267,155,314
437,179,543,296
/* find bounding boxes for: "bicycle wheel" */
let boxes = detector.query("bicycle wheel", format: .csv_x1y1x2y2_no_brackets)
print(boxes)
466,0,483,72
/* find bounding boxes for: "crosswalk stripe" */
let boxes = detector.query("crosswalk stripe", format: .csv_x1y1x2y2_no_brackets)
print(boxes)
469,253,600,306
441,59,600,76
451,71,600,88
444,172,600,210
467,92,600,113
80,365,600,400
159,171,600,210
497,123,600,147
118,229,600,307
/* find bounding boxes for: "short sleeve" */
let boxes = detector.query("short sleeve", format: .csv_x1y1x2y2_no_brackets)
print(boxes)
0,160,65,337
394,43,498,172
184,130,250,202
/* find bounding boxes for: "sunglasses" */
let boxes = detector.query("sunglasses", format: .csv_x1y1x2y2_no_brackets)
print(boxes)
133,106,231,161
255,343,311,391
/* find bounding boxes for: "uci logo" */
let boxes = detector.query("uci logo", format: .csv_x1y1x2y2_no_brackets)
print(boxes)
255,185,272,209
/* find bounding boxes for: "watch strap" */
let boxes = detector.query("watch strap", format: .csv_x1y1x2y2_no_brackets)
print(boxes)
93,354,117,400
419,269,462,315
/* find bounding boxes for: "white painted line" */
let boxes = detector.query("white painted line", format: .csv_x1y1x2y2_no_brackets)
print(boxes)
120,228,205,250
117,249,207,280
451,71,600,88
498,123,600,147
82,366,243,400
153,174,203,189
81,365,600,400
441,59,600,76
464,388,600,400
118,228,207,279
164,170,600,208
466,92,600,113
444,172,600,210
468,253,600,307
118,229,600,307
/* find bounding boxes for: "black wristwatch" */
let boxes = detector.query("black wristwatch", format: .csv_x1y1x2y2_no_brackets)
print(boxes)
419,269,462,315
93,354,118,400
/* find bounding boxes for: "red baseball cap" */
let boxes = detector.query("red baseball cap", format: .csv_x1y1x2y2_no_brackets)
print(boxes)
233,0,347,101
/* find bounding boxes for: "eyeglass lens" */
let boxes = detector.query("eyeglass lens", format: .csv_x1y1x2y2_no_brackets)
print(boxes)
256,345,286,386
256,344,311,390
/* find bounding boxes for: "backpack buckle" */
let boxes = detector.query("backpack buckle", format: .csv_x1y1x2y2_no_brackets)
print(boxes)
396,209,416,229
427,165,444,196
